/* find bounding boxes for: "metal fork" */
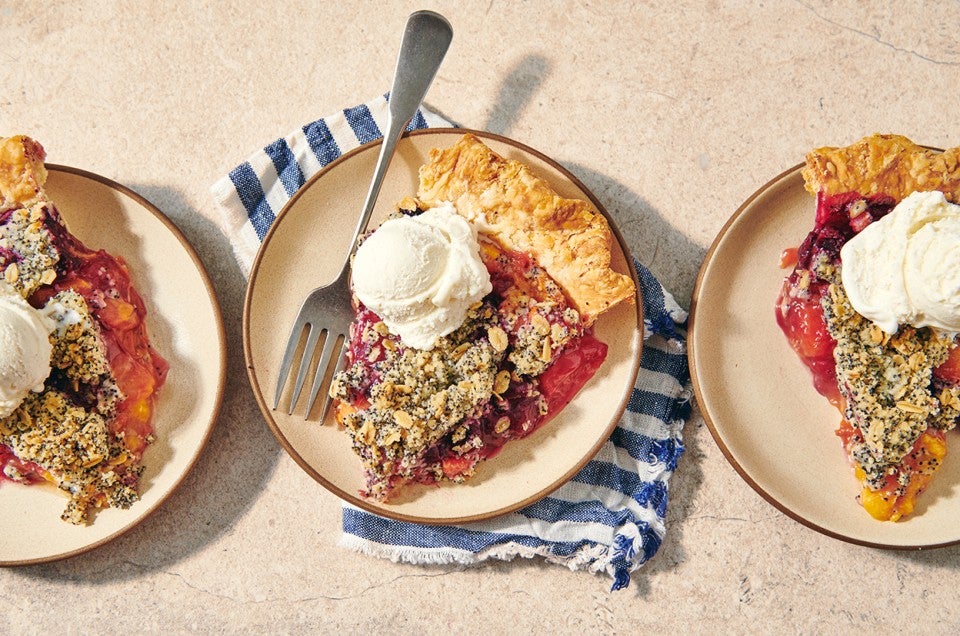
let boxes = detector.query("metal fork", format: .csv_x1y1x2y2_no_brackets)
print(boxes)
273,10,453,417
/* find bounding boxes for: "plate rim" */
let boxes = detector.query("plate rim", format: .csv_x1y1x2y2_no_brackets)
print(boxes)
688,161,960,551
0,163,227,567
243,127,643,525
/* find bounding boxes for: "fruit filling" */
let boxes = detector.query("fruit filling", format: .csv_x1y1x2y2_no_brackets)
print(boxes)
776,193,896,405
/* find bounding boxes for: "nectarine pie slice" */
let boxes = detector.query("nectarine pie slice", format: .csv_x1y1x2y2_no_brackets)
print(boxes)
329,134,634,501
0,136,167,524
777,134,960,521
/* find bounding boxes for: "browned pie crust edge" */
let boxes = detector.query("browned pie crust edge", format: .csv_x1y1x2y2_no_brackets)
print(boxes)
802,133,960,203
0,135,48,210
416,133,635,323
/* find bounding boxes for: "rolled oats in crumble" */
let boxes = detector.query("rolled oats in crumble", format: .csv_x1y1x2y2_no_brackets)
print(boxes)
809,217,960,493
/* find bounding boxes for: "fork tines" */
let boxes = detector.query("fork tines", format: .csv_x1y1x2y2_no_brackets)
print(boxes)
274,322,347,418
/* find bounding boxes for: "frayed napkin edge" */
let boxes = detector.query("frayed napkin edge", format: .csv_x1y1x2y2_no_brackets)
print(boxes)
338,532,619,577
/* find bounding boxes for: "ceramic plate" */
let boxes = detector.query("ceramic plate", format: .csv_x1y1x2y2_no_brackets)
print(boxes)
0,166,225,565
244,129,642,524
689,164,960,548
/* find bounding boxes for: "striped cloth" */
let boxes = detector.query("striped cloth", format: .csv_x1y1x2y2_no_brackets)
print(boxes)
210,94,691,590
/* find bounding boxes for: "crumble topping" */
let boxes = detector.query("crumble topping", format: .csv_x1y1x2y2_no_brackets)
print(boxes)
48,290,111,374
0,388,140,524
0,286,132,523
331,235,592,500
331,301,506,498
818,259,959,488
0,201,59,297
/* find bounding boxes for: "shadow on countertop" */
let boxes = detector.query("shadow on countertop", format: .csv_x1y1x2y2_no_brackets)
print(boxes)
11,183,284,583
899,542,960,569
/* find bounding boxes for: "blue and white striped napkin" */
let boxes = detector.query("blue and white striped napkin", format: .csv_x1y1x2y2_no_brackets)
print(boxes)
211,94,691,590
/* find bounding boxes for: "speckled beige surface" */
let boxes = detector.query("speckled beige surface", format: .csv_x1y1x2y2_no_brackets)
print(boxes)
2,1,960,632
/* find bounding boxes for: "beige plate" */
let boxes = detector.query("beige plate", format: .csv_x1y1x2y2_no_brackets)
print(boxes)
0,166,226,565
244,129,642,524
690,164,960,549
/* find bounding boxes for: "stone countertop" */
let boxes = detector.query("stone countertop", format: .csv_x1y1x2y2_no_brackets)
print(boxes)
2,1,960,632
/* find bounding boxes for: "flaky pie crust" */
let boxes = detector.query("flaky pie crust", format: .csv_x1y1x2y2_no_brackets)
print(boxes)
0,135,49,211
803,133,960,202
416,133,635,323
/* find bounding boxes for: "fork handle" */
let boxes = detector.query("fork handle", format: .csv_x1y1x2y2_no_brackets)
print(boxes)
343,10,453,275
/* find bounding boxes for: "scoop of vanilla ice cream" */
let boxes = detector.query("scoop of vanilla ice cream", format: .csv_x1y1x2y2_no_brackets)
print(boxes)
841,190,960,334
351,202,492,350
0,282,54,418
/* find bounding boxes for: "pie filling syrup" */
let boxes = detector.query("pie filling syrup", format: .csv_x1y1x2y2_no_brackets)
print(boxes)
776,191,959,521
0,202,168,521
332,232,607,501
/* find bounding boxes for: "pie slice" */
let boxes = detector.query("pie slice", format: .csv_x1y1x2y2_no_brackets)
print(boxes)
0,135,168,524
777,134,960,521
330,134,634,501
